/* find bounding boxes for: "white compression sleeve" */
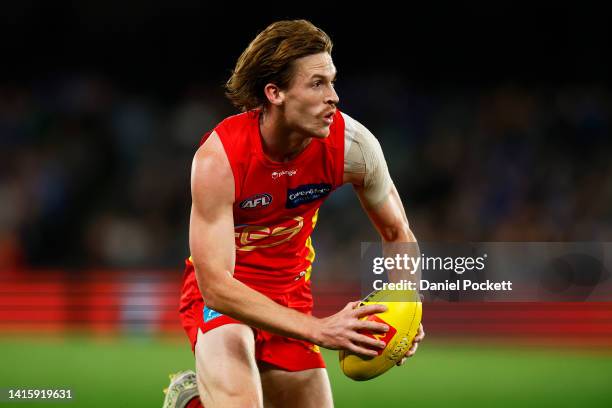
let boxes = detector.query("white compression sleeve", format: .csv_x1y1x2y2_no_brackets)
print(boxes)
342,112,393,208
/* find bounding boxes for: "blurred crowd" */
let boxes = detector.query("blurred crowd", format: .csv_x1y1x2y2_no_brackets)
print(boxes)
1,76,611,280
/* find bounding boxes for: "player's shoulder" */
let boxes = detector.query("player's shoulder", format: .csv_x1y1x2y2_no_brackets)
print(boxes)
192,131,234,200
212,110,258,157
194,131,230,174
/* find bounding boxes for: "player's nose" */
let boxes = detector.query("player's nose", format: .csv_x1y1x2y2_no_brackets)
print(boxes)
325,85,339,106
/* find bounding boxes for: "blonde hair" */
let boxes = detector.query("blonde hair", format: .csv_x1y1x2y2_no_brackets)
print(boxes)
225,20,333,112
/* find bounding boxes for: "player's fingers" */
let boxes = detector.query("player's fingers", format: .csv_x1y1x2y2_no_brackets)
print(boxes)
396,357,407,366
353,304,387,318
406,341,419,357
414,324,425,342
354,320,389,334
350,332,386,349
344,301,361,311
347,342,379,357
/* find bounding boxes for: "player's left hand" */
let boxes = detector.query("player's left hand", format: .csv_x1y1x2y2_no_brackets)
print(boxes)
396,323,425,366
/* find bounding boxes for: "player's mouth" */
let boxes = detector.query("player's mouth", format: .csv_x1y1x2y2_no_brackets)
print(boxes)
322,110,335,125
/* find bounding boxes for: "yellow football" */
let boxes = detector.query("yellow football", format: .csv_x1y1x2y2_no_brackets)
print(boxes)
339,290,422,381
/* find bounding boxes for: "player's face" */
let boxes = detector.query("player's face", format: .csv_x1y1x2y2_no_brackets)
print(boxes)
282,52,339,138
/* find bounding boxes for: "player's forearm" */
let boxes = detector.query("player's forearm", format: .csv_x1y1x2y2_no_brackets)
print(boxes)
196,269,318,342
380,223,421,286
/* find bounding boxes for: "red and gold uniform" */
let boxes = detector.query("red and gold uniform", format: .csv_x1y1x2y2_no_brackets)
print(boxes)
180,109,345,371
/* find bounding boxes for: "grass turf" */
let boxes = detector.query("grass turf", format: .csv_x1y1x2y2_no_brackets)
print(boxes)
0,337,611,407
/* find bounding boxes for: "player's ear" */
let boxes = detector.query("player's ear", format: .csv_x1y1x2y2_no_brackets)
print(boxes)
264,83,284,106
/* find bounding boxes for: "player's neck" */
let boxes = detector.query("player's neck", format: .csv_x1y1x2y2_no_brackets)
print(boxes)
259,109,311,163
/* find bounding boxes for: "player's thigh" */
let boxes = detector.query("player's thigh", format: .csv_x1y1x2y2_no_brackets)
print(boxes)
195,325,263,407
260,363,333,408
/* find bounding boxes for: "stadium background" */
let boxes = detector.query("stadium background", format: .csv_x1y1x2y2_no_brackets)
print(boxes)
1,3,611,407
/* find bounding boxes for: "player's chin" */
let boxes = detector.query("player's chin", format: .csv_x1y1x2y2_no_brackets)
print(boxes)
311,124,332,138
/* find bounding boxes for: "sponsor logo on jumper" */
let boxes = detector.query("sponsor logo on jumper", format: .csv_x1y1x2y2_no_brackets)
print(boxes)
272,169,298,179
234,216,304,251
240,193,272,209
286,183,332,209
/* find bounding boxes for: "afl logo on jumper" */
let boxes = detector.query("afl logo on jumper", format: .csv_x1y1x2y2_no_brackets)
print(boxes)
286,183,332,209
240,193,272,209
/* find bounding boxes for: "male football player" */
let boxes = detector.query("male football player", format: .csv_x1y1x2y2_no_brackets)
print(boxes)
164,19,424,408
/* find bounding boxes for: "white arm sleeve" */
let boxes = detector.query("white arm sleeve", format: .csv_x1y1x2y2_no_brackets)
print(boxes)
342,112,393,208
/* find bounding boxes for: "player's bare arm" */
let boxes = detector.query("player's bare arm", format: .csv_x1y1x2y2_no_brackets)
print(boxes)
358,184,425,363
190,130,388,357
343,114,426,363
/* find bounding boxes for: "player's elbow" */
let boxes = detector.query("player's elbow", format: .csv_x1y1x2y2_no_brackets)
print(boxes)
381,222,415,243
200,283,228,312
199,284,219,310
195,271,233,312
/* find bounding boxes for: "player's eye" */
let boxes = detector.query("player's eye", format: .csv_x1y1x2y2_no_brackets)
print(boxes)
313,81,322,88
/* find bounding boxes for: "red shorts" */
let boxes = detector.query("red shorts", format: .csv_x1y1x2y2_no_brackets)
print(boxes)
179,261,325,372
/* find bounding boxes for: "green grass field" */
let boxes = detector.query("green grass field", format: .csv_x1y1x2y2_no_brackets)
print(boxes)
1,336,611,407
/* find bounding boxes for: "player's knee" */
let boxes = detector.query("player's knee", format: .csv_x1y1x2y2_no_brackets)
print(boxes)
195,326,262,406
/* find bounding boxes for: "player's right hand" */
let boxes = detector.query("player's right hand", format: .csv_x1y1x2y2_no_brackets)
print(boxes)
313,301,389,357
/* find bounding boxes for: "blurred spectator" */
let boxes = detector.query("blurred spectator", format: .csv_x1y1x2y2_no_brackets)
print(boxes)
1,76,611,282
